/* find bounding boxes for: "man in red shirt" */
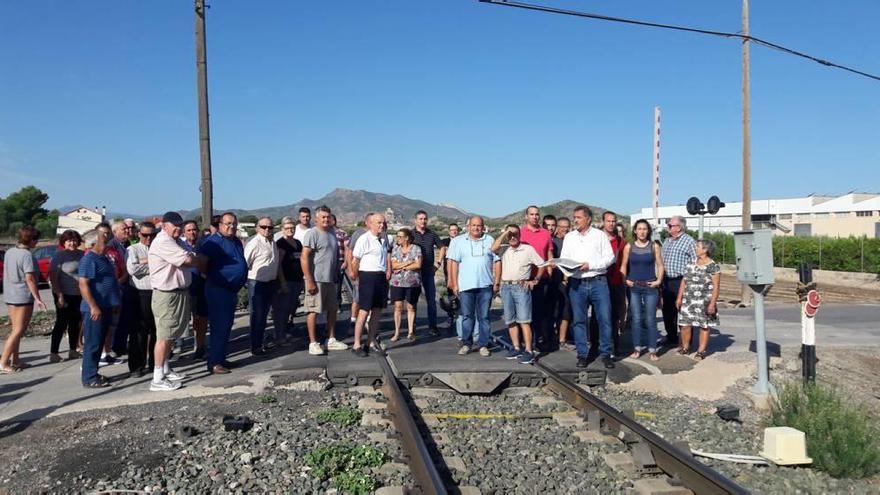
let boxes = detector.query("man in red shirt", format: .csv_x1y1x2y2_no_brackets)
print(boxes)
519,206,554,351
590,211,627,356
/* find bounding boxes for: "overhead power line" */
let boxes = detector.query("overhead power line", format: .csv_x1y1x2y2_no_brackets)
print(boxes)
478,0,880,82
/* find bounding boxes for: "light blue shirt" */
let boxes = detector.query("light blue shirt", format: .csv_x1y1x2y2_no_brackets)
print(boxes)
447,233,499,292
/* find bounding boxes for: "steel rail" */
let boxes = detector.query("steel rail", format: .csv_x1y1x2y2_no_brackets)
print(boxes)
377,354,448,495
535,362,749,495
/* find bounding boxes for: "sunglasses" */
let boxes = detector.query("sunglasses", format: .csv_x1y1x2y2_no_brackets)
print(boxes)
258,225,274,230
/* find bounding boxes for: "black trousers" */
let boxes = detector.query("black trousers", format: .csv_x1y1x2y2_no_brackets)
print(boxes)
51,293,82,354
531,279,553,347
660,277,682,345
127,289,156,372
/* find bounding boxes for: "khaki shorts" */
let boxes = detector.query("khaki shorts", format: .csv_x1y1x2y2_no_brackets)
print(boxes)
152,289,192,341
303,282,338,314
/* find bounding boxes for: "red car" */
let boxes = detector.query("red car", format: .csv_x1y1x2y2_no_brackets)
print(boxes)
0,245,55,291
31,244,57,284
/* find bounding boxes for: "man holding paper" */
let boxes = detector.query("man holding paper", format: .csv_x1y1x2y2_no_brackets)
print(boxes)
557,205,617,369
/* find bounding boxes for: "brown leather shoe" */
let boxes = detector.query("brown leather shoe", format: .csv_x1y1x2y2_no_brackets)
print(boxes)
211,364,231,374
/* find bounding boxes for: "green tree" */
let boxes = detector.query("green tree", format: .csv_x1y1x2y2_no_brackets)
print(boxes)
0,186,54,236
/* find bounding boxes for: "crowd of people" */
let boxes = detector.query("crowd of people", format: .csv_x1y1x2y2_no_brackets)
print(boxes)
1,203,722,388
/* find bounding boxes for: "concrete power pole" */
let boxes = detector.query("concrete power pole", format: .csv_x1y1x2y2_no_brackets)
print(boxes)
195,0,213,226
741,0,752,305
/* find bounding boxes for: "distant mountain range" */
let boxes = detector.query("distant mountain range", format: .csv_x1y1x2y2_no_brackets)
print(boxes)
179,188,472,226
77,188,625,227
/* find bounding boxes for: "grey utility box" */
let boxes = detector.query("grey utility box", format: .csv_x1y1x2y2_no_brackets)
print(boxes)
734,230,775,285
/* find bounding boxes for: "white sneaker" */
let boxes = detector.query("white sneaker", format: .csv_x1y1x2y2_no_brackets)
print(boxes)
165,371,186,382
350,317,356,323
479,347,491,357
308,342,326,356
326,338,348,351
149,379,181,392
458,345,470,355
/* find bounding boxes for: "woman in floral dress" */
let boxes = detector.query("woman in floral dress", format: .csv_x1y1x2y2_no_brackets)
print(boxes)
675,239,721,360
389,228,422,341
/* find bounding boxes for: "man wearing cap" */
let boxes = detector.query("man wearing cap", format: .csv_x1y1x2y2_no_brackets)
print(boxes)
200,212,248,374
148,212,205,391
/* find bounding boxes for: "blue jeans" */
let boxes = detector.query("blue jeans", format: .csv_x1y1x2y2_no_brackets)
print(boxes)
271,280,304,341
459,286,492,348
569,276,613,358
420,268,439,329
81,309,113,385
629,285,659,352
248,279,277,351
501,284,532,324
206,283,238,370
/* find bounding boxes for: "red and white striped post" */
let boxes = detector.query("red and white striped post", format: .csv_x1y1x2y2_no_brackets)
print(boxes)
652,107,661,233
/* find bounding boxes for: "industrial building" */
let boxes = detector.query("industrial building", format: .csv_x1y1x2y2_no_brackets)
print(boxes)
630,193,880,238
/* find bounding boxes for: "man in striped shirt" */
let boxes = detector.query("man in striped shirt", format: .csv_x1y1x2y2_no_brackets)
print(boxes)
660,215,696,347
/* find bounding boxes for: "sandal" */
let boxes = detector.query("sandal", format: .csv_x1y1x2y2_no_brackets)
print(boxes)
676,347,689,355
390,334,400,342
628,350,642,359
694,351,707,361
407,333,416,341
0,366,21,374
84,379,111,388
649,352,660,362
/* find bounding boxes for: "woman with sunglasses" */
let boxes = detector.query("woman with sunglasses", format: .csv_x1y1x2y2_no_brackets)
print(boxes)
619,220,664,361
48,230,84,363
389,228,422,342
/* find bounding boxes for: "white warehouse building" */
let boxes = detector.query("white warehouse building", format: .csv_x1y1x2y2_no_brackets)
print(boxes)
630,193,880,238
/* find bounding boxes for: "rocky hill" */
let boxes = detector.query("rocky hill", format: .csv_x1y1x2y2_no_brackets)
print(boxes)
181,188,471,226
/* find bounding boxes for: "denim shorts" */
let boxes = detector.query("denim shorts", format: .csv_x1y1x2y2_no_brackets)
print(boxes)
501,283,532,324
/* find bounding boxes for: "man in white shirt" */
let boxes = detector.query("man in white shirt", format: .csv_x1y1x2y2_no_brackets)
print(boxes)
558,205,616,369
350,213,391,356
293,207,312,243
245,216,282,357
125,221,156,377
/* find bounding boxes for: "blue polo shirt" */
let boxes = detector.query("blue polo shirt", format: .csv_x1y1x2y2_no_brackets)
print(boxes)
446,234,499,292
201,233,247,292
78,251,121,311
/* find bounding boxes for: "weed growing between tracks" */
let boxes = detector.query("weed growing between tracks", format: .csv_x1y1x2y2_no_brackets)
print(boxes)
769,381,880,479
304,444,386,494
316,406,363,426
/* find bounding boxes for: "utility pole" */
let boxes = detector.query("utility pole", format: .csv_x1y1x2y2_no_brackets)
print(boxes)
741,0,752,305
195,0,213,225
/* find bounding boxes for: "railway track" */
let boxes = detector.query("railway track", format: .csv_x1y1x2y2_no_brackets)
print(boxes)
376,352,748,495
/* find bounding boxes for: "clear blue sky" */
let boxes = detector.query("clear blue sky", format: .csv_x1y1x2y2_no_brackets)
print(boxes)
1,1,878,217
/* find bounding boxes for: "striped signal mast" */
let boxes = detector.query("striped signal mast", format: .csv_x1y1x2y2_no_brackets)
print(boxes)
652,107,661,236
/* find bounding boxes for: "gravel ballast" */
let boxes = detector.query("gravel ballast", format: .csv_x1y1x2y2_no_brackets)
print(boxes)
412,389,631,494
594,386,878,494
0,387,411,493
